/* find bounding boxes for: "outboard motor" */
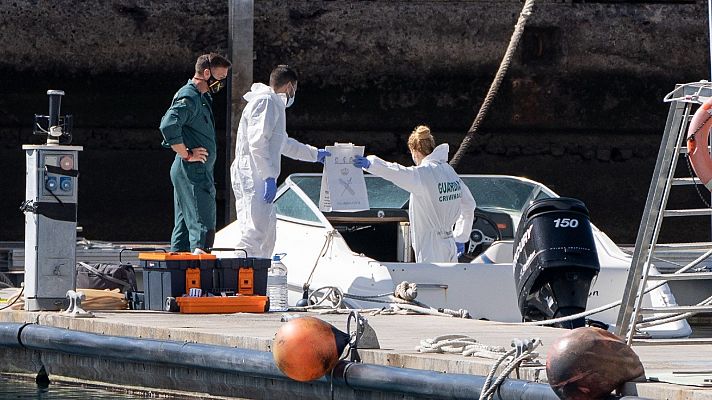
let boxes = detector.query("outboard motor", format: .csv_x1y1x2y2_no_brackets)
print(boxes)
513,197,600,328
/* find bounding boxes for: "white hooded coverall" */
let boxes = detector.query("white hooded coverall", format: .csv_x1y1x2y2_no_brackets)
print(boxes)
365,144,476,263
230,83,318,258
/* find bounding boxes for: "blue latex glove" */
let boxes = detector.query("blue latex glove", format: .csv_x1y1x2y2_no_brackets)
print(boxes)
317,149,331,164
264,178,277,203
456,242,466,257
353,155,371,169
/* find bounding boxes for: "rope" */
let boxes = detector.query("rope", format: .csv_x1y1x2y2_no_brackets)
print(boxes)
415,334,542,400
289,283,470,318
416,334,508,359
479,338,542,400
450,0,537,168
302,230,337,294
638,293,712,328
376,303,470,318
686,152,711,207
0,286,23,311
394,281,417,301
309,286,344,309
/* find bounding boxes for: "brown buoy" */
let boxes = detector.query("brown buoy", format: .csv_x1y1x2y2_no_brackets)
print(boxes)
546,327,645,400
272,316,350,382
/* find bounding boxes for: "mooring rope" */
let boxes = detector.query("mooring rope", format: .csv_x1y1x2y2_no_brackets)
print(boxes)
479,338,542,400
416,334,508,359
450,0,537,168
415,334,542,400
289,282,470,318
394,281,418,302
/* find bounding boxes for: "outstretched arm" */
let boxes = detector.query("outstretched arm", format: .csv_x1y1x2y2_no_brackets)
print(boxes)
364,156,423,194
281,136,318,162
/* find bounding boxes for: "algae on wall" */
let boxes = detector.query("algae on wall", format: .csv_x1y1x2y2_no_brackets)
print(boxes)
0,1,707,243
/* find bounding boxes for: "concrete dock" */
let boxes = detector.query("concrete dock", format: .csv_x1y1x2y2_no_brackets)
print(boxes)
0,308,710,399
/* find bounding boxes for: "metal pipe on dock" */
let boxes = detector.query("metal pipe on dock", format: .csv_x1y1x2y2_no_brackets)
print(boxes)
0,323,24,348
0,323,650,400
332,360,559,399
13,323,284,380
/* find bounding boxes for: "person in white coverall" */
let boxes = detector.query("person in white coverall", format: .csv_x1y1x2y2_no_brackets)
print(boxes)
353,125,476,263
230,65,330,259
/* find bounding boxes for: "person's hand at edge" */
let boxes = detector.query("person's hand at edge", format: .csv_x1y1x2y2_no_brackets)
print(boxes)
264,178,277,203
456,242,466,257
353,155,371,169
317,149,331,164
179,147,208,163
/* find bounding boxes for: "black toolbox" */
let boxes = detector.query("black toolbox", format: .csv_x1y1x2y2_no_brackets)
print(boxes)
139,252,216,311
211,249,270,296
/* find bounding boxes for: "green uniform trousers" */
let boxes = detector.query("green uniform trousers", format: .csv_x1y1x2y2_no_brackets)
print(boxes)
169,156,216,252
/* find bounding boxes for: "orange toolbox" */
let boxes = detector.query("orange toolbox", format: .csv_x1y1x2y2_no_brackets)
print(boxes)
175,295,269,314
139,252,216,311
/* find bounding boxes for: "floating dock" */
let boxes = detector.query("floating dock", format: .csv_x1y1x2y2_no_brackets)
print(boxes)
0,309,710,399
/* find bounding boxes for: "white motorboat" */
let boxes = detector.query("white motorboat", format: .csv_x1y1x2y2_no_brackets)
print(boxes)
215,173,691,338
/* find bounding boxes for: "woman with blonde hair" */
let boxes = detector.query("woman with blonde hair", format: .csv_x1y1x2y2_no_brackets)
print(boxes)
353,125,476,263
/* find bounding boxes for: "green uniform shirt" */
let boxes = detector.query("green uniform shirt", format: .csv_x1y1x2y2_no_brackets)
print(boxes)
159,80,217,175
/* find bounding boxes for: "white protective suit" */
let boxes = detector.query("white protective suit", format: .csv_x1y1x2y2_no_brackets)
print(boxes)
230,83,318,258
365,144,476,263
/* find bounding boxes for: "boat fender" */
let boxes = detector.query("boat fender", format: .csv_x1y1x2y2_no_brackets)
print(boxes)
687,98,712,191
546,327,645,400
272,316,350,382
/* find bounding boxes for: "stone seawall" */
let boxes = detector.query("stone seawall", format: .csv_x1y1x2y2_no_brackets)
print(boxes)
1,0,709,243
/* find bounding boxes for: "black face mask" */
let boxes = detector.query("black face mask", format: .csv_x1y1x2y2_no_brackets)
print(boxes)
206,72,226,94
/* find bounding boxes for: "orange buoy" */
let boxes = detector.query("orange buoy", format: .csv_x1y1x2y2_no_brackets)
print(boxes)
272,316,350,382
687,98,712,191
546,327,645,400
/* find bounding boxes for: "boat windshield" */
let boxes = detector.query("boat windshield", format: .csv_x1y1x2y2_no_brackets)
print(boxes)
289,174,549,212
462,176,550,213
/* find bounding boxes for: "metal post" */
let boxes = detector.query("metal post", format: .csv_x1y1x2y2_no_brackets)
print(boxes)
226,0,254,225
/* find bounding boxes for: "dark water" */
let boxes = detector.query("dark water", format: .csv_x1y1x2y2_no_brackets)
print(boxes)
0,375,174,399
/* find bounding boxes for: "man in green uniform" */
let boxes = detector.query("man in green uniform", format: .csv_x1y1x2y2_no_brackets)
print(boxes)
159,53,231,252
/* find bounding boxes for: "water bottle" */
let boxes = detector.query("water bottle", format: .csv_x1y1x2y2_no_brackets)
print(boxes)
267,254,288,312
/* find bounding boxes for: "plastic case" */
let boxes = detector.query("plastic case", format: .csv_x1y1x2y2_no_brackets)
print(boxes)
176,295,269,314
214,256,270,296
139,252,216,311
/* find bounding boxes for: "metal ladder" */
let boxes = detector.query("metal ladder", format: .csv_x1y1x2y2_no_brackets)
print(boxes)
615,81,712,344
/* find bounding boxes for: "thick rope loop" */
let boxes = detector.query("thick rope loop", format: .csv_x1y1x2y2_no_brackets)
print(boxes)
394,281,418,301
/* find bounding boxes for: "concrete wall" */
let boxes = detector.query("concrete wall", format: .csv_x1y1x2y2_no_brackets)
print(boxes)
1,0,709,243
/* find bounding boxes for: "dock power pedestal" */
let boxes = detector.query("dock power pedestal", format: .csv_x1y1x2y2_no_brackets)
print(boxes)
21,90,82,311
